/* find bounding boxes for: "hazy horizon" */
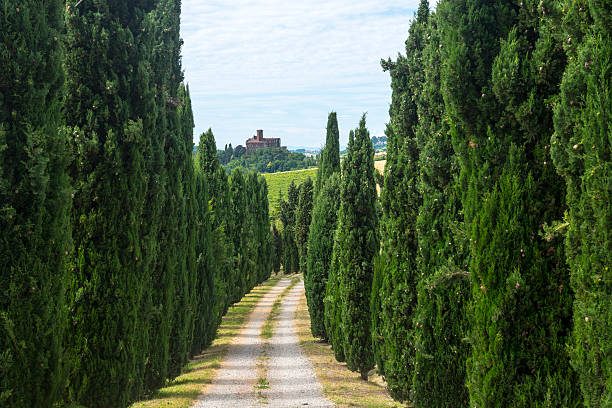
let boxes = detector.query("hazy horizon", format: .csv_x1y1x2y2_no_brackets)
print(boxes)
180,1,420,149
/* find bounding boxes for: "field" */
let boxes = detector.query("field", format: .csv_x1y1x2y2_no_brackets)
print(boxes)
263,168,318,216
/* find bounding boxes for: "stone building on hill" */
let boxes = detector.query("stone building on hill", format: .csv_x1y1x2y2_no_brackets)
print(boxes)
246,129,286,153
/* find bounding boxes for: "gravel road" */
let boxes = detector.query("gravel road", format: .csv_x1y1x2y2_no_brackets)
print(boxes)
193,278,290,408
264,280,334,408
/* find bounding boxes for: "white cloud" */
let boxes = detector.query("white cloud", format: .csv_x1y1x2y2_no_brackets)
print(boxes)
181,0,420,148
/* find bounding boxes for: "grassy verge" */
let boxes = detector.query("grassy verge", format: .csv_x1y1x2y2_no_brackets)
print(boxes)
294,285,404,408
255,275,301,404
262,168,318,217
130,276,281,408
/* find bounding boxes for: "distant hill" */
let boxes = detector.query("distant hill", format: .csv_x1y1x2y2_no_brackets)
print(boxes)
218,146,316,173
263,168,318,217
371,136,387,150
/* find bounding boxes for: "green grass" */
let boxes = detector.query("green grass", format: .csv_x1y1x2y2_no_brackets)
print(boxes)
263,168,318,216
261,276,301,339
129,276,281,408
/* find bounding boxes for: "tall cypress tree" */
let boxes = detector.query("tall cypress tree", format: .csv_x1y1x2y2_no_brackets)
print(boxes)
279,181,299,274
552,1,611,405
142,0,184,389
372,1,427,399
64,1,156,405
306,112,342,339
332,115,379,380
0,2,71,406
315,112,341,195
197,129,233,316
306,173,341,339
411,7,471,407
228,167,251,300
295,177,314,273
440,0,580,406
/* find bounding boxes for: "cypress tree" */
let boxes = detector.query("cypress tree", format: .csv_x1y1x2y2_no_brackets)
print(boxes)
143,0,184,389
169,83,198,375
279,181,299,274
255,174,273,284
197,129,233,315
411,6,472,407
372,1,427,399
333,115,379,380
271,224,283,274
64,1,156,405
315,112,341,195
440,0,581,406
324,131,355,364
305,173,341,339
306,112,342,339
0,2,71,406
552,1,611,405
229,168,249,300
295,177,314,273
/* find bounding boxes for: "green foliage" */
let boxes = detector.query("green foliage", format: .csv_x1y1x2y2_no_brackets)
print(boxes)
552,1,612,405
221,146,316,173
64,0,157,404
305,173,340,339
0,2,71,406
411,8,471,407
295,177,314,273
263,168,318,217
438,0,581,406
329,116,379,380
306,112,342,339
315,112,341,195
278,181,300,274
412,268,470,408
373,1,428,399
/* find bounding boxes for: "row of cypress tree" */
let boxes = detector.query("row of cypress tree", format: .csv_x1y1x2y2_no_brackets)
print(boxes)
303,111,380,381
371,1,609,407
0,1,272,407
303,1,610,407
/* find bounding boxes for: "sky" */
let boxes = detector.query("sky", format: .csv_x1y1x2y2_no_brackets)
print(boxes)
180,1,421,149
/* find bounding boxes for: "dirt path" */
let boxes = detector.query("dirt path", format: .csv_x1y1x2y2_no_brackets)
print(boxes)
193,278,291,408
264,280,334,407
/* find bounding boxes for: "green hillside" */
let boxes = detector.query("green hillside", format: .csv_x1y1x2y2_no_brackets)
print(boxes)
263,168,318,216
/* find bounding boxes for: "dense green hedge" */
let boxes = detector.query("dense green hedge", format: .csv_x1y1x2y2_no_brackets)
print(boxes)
552,1,611,405
0,2,71,406
0,1,273,406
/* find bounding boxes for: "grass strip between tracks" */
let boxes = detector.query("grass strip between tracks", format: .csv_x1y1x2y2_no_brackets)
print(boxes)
255,275,301,403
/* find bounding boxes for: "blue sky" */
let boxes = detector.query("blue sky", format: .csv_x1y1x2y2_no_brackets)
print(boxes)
180,1,421,149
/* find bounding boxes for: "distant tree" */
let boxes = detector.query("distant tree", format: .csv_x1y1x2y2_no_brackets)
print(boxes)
0,2,71,406
279,181,300,274
271,225,283,273
295,178,314,273
315,112,341,195
234,144,246,159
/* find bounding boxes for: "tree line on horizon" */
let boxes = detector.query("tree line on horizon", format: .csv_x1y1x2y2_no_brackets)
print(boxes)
303,1,610,407
217,144,317,174
0,1,272,407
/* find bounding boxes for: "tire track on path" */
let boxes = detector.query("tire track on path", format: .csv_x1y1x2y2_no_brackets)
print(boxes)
264,280,334,407
193,278,291,408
